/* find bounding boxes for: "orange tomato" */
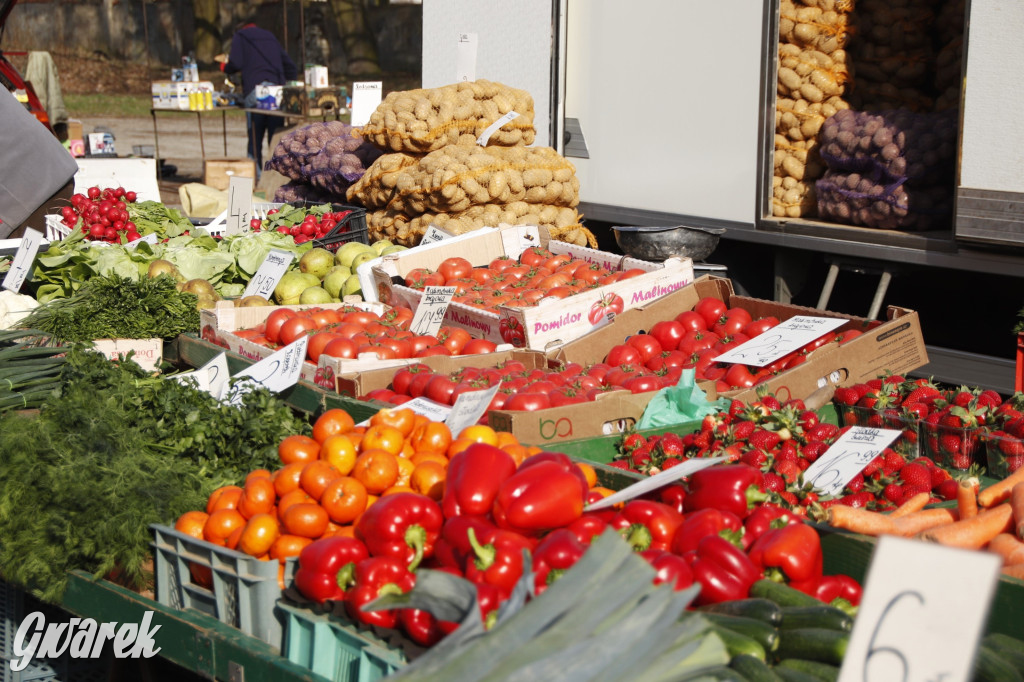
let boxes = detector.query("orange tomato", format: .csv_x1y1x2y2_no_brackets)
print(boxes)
245,469,273,484
458,424,499,446
269,534,313,561
501,443,532,467
282,502,330,539
576,462,598,489
411,451,449,467
238,477,276,518
590,486,616,499
410,421,453,454
279,434,321,465
351,449,399,494
273,462,306,498
312,409,355,444
395,456,416,487
410,460,446,501
203,508,246,546
333,525,357,539
206,485,243,514
370,407,417,437
238,513,281,557
225,526,244,550
494,431,520,449
174,510,209,539
382,485,416,496
299,460,343,501
277,489,314,522
446,437,476,459
320,434,357,475
359,424,405,455
320,476,368,525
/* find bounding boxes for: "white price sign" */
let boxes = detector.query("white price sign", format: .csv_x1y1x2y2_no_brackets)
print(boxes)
227,335,307,403
713,316,848,367
125,233,159,250
476,111,520,146
445,384,501,437
350,81,383,127
2,228,43,292
225,176,254,237
838,536,1001,682
586,456,729,511
199,351,230,400
409,286,456,337
456,32,478,82
360,396,451,426
420,225,452,243
803,426,902,496
243,249,294,299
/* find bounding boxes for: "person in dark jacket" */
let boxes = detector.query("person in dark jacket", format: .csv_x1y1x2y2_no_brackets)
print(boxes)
218,22,298,173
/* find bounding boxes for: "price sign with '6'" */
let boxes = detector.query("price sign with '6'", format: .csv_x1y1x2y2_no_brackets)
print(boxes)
803,426,902,496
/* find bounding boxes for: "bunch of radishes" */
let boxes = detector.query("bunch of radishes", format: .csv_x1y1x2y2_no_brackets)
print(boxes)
62,186,141,243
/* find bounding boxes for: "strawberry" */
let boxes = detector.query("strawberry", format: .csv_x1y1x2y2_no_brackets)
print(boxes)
741,450,769,470
728,399,746,418
777,440,799,463
801,441,828,463
763,472,786,493
866,378,883,391
805,423,840,442
903,385,941,407
978,389,1003,410
661,457,682,469
840,492,875,508
730,420,757,442
915,456,936,468
862,455,883,478
748,429,781,451
882,483,904,505
777,490,799,507
834,386,860,406
760,395,782,412
998,433,1024,458
1007,456,1024,473
898,462,931,489
659,433,685,458
692,431,713,450
845,473,865,494
930,466,952,487
936,479,959,501
882,450,906,475
620,433,645,453
901,484,932,500
775,460,801,484
631,448,653,469
607,460,632,471
796,458,810,471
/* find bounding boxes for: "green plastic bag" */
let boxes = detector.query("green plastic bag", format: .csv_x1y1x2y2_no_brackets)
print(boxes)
636,369,729,430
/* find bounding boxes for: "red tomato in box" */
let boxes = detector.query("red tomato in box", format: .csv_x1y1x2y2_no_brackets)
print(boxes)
694,298,728,328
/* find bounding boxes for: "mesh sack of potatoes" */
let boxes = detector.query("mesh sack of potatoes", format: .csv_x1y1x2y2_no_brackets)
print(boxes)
816,170,952,231
776,96,850,142
772,176,818,219
273,181,341,205
345,152,421,208
368,203,594,248
777,44,850,112
264,121,356,182
779,0,852,55
306,135,385,196
354,145,580,216
792,0,854,10
358,80,536,153
774,136,825,183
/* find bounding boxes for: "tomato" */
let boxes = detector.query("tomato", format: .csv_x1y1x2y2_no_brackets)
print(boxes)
357,343,397,360
468,268,495,286
694,298,728,328
406,372,437,398
605,365,640,387
365,388,397,403
519,246,553,268
536,273,572,290
623,375,662,394
265,308,298,345
405,268,445,289
377,336,413,359
309,308,342,328
343,310,379,327
678,330,717,355
742,316,780,338
586,362,612,382
438,257,474,283
322,337,358,360
503,392,552,411
550,388,587,407
799,331,837,355
606,344,642,367
278,316,317,345
626,333,663,364
416,345,453,358
645,349,687,372
438,327,472,354
648,320,685,352
281,503,330,539
542,254,573,271
712,308,753,338
238,514,281,556
462,338,498,355
392,364,431,395
489,256,516,272
307,332,341,363
424,375,457,405
723,364,756,389
712,332,749,355
588,293,625,325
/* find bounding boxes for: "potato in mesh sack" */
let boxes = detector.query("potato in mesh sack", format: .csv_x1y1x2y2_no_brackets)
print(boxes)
779,0,851,55
273,181,341,205
264,121,353,181
816,170,952,231
307,134,384,196
350,145,579,215
359,80,536,153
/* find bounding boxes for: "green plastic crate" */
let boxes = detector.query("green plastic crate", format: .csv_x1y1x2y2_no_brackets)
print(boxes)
279,602,407,682
553,419,704,465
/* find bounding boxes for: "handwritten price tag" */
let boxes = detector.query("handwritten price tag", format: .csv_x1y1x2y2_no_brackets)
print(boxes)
351,81,383,127
803,426,902,496
227,335,307,404
409,286,456,337
586,456,729,511
446,384,501,437
456,32,478,82
713,316,848,367
477,111,520,146
838,536,1001,682
420,225,452,244
225,176,254,237
124,233,159,250
2,228,42,292
243,249,294,299
199,351,230,400
360,397,451,427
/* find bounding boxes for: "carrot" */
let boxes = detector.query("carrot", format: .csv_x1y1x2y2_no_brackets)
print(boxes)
957,480,978,521
827,505,897,536
988,533,1024,566
891,507,959,537
1002,563,1024,581
890,491,930,518
919,503,1014,550
977,466,1024,508
1012,482,1024,540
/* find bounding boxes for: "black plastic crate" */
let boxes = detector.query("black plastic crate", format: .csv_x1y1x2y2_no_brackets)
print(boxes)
312,206,369,252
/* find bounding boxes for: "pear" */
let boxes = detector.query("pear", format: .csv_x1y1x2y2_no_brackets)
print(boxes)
299,286,333,305
341,273,363,298
372,239,394,255
299,248,336,280
238,295,272,307
380,245,408,256
275,271,321,305
322,268,351,299
350,250,378,272
335,241,375,268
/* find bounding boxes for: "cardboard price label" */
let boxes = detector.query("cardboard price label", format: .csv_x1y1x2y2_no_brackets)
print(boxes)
351,81,383,127
713,315,848,367
477,111,520,146
586,456,729,511
225,176,254,237
446,384,501,437
172,352,229,399
420,225,452,243
2,228,43,292
456,32,478,82
359,397,451,427
228,335,307,404
125,233,159,250
803,426,903,496
409,286,457,336
243,249,294,299
838,536,1001,682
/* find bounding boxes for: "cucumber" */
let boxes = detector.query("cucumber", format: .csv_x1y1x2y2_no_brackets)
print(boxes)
749,580,823,609
778,606,853,633
729,654,783,682
973,646,1024,682
775,659,839,682
698,598,783,625
703,613,780,653
772,667,822,682
774,628,849,666
679,665,748,681
982,632,1024,669
711,624,767,662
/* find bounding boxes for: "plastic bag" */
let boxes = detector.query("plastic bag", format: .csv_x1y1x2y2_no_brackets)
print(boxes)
636,369,729,431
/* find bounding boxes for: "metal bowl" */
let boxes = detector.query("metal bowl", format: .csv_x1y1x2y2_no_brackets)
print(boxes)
612,224,725,262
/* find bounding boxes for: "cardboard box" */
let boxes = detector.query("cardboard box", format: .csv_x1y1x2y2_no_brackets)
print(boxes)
281,86,346,117
254,84,284,111
66,119,84,158
91,338,163,372
152,80,194,110
203,159,257,191
371,225,695,350
304,65,329,88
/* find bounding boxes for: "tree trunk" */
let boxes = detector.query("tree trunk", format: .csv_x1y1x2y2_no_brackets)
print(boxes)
327,0,383,76
192,0,221,66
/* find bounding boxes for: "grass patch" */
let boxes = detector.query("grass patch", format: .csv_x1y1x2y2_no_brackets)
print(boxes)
64,94,248,118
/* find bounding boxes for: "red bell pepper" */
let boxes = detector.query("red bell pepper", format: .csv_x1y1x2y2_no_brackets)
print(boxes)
797,573,862,607
437,515,496,570
610,500,684,552
355,492,443,571
670,507,744,555
742,503,801,548
566,514,609,546
293,536,370,603
400,608,444,647
465,526,535,598
492,457,587,535
519,451,590,490
442,443,518,518
747,521,823,584
584,490,617,521
532,528,587,594
640,549,695,591
659,484,687,515
684,464,769,519
344,556,416,629
690,534,762,606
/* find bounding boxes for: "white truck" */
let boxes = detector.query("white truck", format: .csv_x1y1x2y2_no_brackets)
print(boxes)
421,0,1024,393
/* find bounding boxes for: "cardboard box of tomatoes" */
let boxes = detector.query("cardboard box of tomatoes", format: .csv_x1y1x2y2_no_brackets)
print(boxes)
369,224,696,351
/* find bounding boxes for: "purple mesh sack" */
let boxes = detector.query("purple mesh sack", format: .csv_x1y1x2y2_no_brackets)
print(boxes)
264,121,359,182
815,170,952,231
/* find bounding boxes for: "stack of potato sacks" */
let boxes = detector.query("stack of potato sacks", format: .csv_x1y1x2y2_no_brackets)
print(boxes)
348,80,596,248
772,0,854,219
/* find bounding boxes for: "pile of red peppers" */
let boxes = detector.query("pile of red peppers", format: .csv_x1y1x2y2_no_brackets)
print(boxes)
292,449,862,648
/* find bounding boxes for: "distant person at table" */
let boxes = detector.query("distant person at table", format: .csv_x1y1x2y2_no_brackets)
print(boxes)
217,20,297,174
